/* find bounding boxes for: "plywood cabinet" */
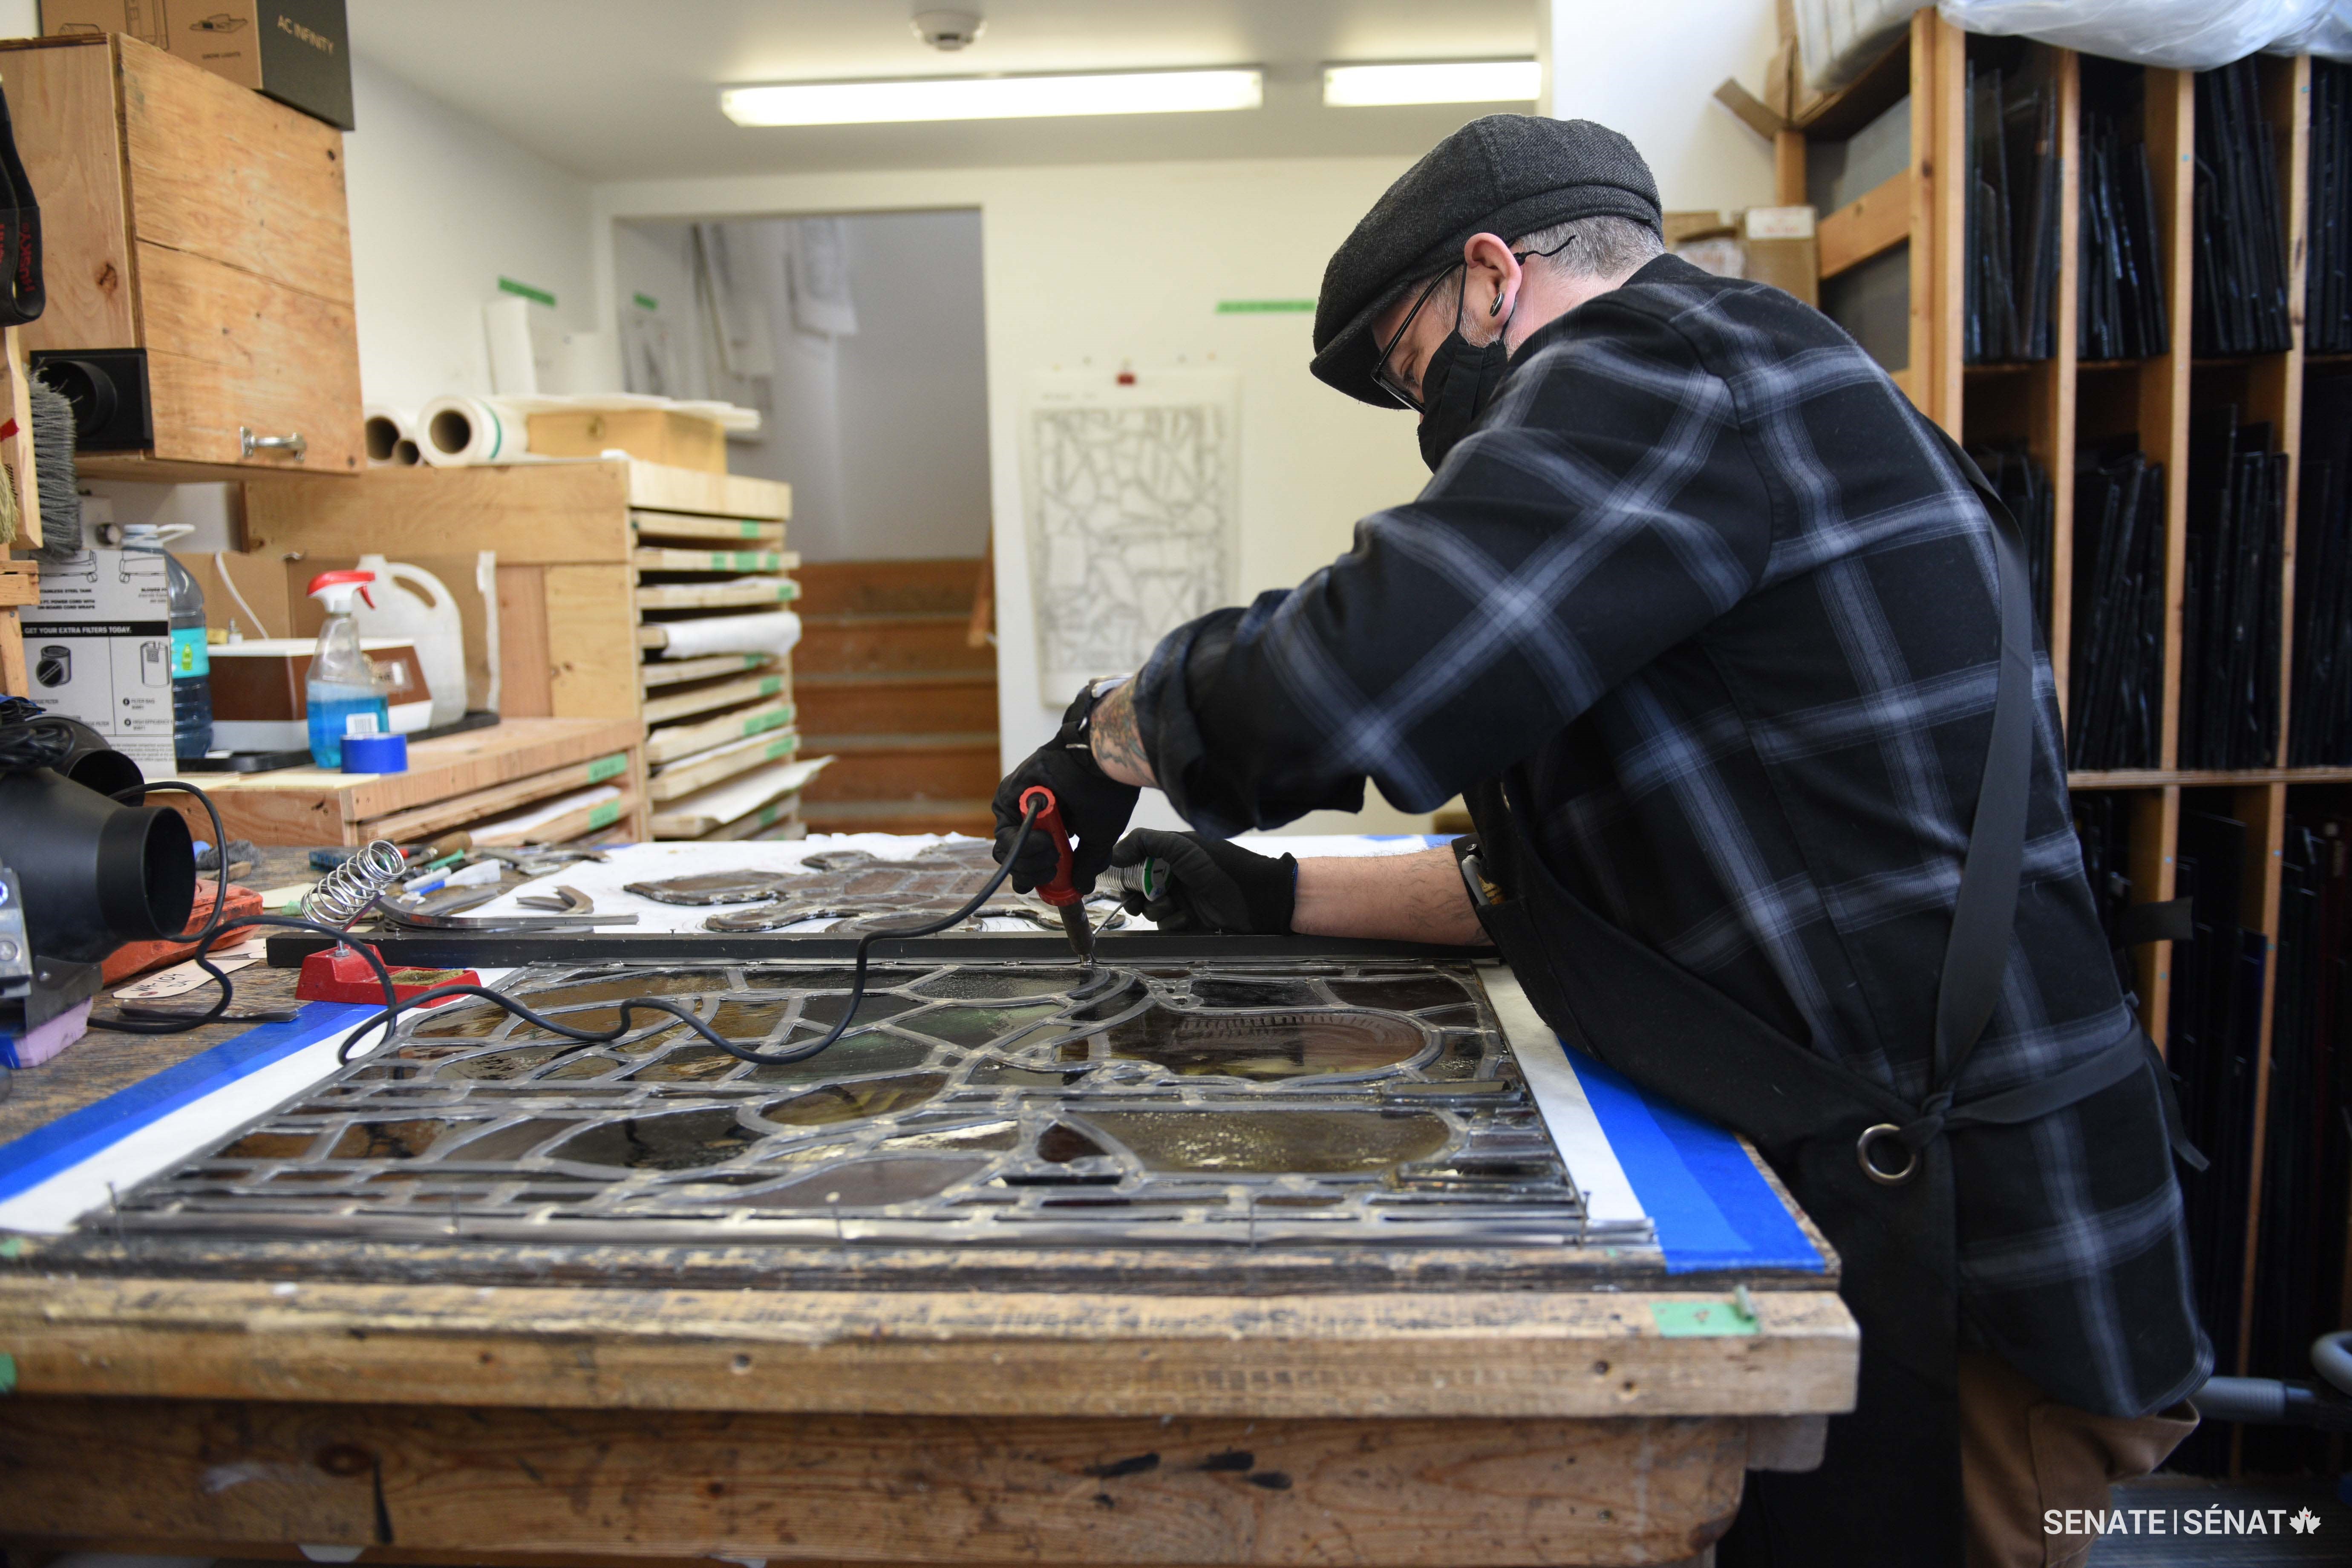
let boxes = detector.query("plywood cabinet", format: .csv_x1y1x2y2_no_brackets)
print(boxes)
0,33,361,479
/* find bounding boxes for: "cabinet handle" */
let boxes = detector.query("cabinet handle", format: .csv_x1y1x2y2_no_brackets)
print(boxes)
240,427,307,461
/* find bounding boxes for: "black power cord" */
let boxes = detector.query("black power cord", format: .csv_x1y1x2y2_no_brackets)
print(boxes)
82,777,1060,1078
334,793,1055,1066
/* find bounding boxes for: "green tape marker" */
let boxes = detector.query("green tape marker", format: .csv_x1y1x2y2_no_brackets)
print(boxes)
744,709,790,738
739,520,761,538
587,753,627,784
743,654,764,668
588,801,621,831
632,291,659,311
0,1353,16,1394
0,1238,22,1260
764,737,796,760
758,677,782,696
1649,1300,1760,1338
1216,299,1314,314
499,276,556,307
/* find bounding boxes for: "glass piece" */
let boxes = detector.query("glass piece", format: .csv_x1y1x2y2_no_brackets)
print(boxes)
621,871,797,905
1095,1005,1423,1080
906,1002,1063,1046
516,971,724,1006
1078,1110,1451,1173
911,969,1086,1000
553,1108,763,1171
327,1119,466,1160
1191,978,1326,1008
411,1005,509,1039
1326,975,1471,1011
734,1156,989,1208
539,1053,629,1081
216,1130,320,1160
762,1073,948,1127
1037,1122,1108,1163
797,992,921,1027
880,1119,1020,1153
742,1033,934,1084
624,1046,744,1084
740,967,918,992
436,1044,582,1081
445,1117,579,1161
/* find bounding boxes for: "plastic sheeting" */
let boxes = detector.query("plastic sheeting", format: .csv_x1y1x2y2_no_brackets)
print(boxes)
1937,0,2352,69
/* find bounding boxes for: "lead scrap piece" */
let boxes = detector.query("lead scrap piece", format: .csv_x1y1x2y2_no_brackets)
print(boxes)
110,957,1649,1250
630,841,1121,936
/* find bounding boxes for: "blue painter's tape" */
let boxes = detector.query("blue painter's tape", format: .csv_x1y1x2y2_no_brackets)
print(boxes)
1573,1049,1824,1274
0,1004,374,1206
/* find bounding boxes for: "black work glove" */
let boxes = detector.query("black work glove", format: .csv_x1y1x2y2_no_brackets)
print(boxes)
992,684,1141,895
1108,829,1296,934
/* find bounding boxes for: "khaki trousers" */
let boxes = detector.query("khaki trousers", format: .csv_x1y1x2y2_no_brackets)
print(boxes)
1960,1346,2200,1568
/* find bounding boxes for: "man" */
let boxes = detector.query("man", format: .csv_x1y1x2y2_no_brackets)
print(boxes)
992,115,2205,1566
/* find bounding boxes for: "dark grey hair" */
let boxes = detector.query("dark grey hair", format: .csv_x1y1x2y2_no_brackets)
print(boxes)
1510,214,1665,278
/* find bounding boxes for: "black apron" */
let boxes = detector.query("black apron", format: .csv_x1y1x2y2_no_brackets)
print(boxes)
1460,436,2185,1566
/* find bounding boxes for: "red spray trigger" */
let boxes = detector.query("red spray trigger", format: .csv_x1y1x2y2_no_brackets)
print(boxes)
1017,785,1081,908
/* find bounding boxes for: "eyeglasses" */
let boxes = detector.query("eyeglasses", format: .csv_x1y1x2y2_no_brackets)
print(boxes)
1370,265,1458,413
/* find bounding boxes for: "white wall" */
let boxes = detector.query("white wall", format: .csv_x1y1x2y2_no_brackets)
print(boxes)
344,56,599,411
833,210,991,563
1542,0,1782,216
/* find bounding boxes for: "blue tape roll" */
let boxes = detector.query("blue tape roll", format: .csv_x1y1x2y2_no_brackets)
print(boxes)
341,732,408,773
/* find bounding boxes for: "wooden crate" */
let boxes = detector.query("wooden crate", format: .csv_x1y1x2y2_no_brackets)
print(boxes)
243,461,795,839
0,34,362,481
159,716,647,847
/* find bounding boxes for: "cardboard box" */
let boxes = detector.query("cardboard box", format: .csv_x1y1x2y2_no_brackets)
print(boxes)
40,0,353,130
527,408,729,474
1741,206,1820,308
19,545,177,778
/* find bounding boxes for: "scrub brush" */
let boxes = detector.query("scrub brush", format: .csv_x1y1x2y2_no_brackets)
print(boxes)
27,372,79,561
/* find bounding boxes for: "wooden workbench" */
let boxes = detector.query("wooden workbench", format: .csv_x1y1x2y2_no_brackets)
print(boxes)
0,888,1858,1565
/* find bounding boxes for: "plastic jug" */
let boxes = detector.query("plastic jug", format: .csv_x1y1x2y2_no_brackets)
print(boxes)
352,554,467,728
122,523,214,758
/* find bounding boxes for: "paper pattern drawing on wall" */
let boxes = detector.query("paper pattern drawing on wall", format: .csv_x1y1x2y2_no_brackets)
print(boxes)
1024,369,1240,698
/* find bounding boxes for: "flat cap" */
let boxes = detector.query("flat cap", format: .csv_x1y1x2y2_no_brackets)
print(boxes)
1310,115,1661,407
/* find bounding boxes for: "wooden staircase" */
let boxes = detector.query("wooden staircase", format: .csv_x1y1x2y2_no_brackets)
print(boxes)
795,559,998,836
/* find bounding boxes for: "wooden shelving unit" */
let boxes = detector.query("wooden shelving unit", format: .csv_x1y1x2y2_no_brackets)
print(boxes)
1776,17,2342,1458
243,459,807,841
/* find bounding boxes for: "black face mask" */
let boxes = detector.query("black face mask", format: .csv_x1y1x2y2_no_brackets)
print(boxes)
1415,327,1512,472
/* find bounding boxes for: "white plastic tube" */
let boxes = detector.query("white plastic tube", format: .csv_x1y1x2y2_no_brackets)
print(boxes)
418,395,530,467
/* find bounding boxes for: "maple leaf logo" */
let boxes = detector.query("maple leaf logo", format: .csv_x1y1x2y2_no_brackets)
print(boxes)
2290,1508,2320,1535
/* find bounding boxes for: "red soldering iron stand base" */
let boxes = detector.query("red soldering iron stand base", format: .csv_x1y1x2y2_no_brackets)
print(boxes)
296,943,480,1006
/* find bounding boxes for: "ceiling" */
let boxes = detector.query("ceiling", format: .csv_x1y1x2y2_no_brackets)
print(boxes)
346,0,1542,182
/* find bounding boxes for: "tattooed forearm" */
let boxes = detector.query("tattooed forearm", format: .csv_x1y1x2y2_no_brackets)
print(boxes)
1087,682,1158,787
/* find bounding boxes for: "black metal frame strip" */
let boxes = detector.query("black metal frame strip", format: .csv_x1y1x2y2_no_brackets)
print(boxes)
264,931,1499,968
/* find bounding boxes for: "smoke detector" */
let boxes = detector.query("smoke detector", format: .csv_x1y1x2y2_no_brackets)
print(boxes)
912,10,985,50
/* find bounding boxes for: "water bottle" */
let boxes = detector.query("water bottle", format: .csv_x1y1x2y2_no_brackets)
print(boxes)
124,523,214,758
305,569,390,768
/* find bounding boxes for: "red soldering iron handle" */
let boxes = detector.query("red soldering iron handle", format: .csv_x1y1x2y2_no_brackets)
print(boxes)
1017,784,1082,908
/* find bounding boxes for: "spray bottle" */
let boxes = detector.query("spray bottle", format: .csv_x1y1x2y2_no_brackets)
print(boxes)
306,570,389,768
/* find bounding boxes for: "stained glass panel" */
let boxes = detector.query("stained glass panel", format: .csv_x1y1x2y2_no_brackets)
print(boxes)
116,959,1648,1248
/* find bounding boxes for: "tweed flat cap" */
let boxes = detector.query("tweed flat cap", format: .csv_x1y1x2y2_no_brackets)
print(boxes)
1310,115,1661,407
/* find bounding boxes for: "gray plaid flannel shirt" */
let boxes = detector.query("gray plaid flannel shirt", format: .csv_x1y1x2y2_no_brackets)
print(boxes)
1131,254,2209,1418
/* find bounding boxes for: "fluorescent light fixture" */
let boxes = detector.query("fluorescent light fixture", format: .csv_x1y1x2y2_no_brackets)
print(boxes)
721,68,1263,127
1322,60,1542,108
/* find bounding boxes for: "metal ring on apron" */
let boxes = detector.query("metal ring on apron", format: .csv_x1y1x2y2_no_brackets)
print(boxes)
1857,1122,1920,1186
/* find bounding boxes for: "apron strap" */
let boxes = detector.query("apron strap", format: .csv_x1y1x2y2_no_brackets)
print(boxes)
1915,432,2036,1105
